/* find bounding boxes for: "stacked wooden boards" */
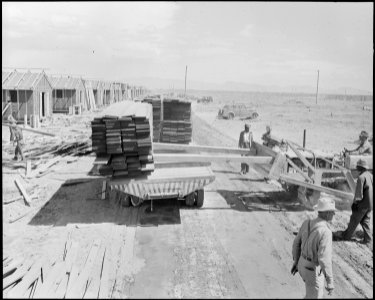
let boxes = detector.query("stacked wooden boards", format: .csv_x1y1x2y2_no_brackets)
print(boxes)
161,98,192,144
91,101,154,177
142,98,161,142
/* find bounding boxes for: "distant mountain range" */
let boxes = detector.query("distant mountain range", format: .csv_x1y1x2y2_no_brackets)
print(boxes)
125,76,372,96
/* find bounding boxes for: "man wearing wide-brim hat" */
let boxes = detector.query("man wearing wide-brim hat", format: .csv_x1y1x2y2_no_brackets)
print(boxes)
344,130,372,155
335,159,373,244
291,197,335,298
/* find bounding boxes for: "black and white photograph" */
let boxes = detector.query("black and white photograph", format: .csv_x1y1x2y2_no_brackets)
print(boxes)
2,2,373,298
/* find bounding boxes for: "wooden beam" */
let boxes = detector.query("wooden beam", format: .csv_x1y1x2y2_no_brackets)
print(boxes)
286,140,315,173
343,170,356,193
2,122,56,137
286,157,313,183
153,153,273,164
14,178,31,206
153,142,254,155
2,102,11,116
101,181,107,200
280,174,354,200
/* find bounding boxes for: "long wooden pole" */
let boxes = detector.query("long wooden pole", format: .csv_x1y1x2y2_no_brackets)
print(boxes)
315,70,319,105
2,122,56,137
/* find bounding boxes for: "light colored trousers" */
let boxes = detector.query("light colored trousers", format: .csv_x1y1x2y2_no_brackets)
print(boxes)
298,256,324,298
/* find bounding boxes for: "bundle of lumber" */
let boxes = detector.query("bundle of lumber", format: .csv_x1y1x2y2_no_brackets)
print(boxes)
161,99,192,144
91,102,155,178
142,98,161,142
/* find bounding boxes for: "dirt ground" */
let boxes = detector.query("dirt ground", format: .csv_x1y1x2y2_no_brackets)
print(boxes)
2,97,373,298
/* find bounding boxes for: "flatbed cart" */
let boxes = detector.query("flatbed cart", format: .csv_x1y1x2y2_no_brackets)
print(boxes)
107,166,215,211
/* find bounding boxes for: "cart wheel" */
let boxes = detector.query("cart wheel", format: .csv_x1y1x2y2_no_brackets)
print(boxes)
185,193,195,206
130,195,143,207
195,189,204,207
121,194,131,207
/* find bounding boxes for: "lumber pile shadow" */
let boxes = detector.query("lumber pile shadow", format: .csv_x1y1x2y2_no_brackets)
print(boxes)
28,178,181,227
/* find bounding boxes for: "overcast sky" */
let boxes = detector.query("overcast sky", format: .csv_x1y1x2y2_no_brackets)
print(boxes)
2,2,373,92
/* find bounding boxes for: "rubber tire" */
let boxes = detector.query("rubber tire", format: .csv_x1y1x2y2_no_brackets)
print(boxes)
185,193,195,206
195,189,204,207
130,195,143,207
121,195,131,207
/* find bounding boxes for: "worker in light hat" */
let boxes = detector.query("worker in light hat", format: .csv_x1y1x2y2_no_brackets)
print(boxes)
344,130,372,155
238,123,253,174
291,196,335,298
335,159,373,244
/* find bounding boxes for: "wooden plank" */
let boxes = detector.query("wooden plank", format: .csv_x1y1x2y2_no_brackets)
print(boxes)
153,142,254,155
83,244,106,298
3,259,34,290
343,170,356,193
53,272,69,298
101,181,107,200
280,174,354,200
286,141,316,173
65,241,79,274
14,178,31,206
26,160,32,177
267,153,288,180
65,264,80,299
33,261,65,298
93,155,111,165
3,196,24,205
33,156,61,175
3,258,23,278
2,122,56,137
65,240,101,298
154,153,273,164
2,102,11,116
6,258,46,298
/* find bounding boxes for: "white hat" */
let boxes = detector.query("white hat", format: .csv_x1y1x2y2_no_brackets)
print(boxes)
356,159,369,169
314,197,336,212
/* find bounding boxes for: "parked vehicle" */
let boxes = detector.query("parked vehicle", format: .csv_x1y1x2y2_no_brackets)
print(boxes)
218,103,259,120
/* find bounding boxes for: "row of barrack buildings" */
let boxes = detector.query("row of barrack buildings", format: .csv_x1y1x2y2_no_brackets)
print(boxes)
2,69,147,122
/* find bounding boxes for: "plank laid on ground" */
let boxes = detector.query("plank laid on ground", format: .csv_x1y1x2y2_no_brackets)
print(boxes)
3,196,24,205
3,259,35,290
14,178,31,206
64,264,80,299
2,122,56,137
83,244,106,298
280,174,354,200
33,156,61,175
6,258,46,298
3,258,23,278
33,261,65,298
65,239,101,298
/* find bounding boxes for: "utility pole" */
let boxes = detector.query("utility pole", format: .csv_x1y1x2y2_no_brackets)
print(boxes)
184,65,188,98
315,70,319,105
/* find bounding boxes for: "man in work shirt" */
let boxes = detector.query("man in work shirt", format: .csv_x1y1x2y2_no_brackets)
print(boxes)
238,123,253,174
335,159,373,244
344,130,372,155
261,125,272,147
7,111,17,143
291,197,335,298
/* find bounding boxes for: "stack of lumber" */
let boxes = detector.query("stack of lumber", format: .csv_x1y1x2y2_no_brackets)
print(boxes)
91,118,107,154
91,102,154,178
161,99,192,144
142,98,161,142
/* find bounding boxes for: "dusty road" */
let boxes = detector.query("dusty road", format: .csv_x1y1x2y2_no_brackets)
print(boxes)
2,102,373,298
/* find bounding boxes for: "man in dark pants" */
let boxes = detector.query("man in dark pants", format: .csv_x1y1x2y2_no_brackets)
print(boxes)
334,159,373,244
12,124,25,161
238,123,253,174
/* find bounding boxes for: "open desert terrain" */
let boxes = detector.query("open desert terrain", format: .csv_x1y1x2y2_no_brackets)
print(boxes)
2,92,373,298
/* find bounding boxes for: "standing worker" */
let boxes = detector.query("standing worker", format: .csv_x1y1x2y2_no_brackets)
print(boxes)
334,159,373,244
291,197,335,298
238,123,253,174
261,125,272,147
7,111,17,144
12,123,25,161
